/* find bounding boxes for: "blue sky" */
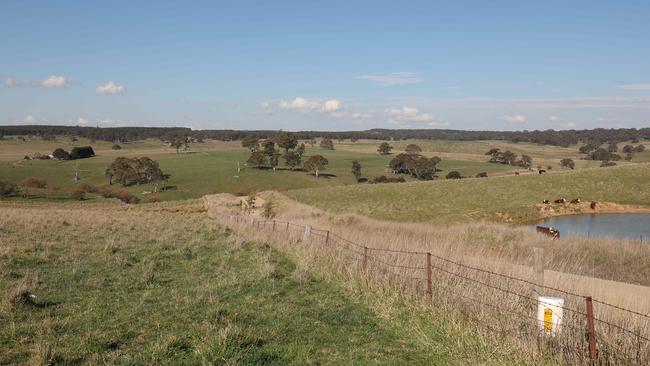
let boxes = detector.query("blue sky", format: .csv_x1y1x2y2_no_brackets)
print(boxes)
1,0,649,131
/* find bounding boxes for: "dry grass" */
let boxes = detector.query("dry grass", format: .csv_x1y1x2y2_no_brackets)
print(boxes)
204,192,650,364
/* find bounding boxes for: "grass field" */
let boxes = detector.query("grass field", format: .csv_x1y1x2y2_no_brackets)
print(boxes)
0,200,521,365
0,137,514,201
286,163,650,224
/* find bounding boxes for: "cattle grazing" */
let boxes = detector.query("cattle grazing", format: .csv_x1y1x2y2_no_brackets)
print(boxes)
570,198,581,204
590,201,597,210
542,199,550,204
554,198,567,204
539,169,546,174
515,171,520,176
536,226,560,240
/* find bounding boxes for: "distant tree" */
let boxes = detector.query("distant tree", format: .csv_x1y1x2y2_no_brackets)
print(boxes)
269,151,281,172
52,148,71,160
476,172,488,178
0,180,19,197
500,150,517,165
635,144,646,153
22,177,47,189
106,157,166,187
304,155,329,177
389,153,440,180
607,142,618,153
519,154,532,168
560,158,575,169
351,160,362,182
170,138,184,153
308,139,316,148
247,151,267,168
296,143,306,156
378,142,393,155
405,144,422,155
623,145,634,154
591,148,620,161
600,160,617,167
69,146,95,159
283,151,301,170
446,171,462,179
262,199,276,219
242,135,260,151
320,138,335,150
350,137,359,142
262,140,276,156
275,132,298,153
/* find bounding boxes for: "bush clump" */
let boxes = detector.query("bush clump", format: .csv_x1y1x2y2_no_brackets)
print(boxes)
369,175,406,184
22,177,48,189
97,185,140,204
0,180,19,197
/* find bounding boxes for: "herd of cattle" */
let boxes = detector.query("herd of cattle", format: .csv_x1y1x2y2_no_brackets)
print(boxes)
536,198,598,239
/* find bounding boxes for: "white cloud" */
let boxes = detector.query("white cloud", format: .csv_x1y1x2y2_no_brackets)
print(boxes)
24,115,36,124
96,81,127,94
547,116,559,123
617,83,650,91
77,117,89,126
278,97,321,110
428,120,449,128
501,114,528,124
385,106,436,126
356,73,421,86
323,99,342,112
21,115,49,124
4,78,16,87
40,75,68,87
260,101,271,109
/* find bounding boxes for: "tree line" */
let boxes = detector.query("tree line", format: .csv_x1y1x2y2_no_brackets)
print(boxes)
3,125,650,147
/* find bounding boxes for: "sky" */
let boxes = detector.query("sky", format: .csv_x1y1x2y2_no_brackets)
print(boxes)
1,0,649,131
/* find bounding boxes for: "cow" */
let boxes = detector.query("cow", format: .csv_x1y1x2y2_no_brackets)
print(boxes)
570,198,581,204
539,169,546,174
536,226,560,240
515,171,520,176
554,198,567,204
590,201,597,210
542,199,550,204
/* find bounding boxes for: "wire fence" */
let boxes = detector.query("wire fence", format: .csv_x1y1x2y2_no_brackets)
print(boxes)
218,212,650,365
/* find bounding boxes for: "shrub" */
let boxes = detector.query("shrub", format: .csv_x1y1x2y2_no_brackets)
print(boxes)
52,148,71,160
446,171,462,179
476,172,488,178
369,175,406,184
0,180,19,197
115,190,140,204
262,199,276,218
111,144,122,150
600,160,617,167
77,182,96,193
95,185,140,204
22,177,47,189
145,194,160,203
70,186,86,200
69,146,95,159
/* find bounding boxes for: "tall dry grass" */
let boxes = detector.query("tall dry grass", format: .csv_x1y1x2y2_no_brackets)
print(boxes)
204,192,650,365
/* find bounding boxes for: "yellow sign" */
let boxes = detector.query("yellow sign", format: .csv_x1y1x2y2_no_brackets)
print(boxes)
544,308,553,333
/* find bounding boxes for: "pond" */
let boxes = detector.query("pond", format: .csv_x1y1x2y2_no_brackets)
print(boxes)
534,213,650,242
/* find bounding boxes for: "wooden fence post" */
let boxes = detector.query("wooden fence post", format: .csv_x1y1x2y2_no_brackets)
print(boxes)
272,220,276,231
585,296,598,362
363,247,368,270
303,225,312,242
325,230,330,244
533,247,545,296
286,222,289,232
426,253,432,301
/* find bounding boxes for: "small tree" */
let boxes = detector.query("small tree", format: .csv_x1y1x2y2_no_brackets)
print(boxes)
446,171,462,179
351,160,362,182
560,158,575,169
283,151,301,170
320,138,334,150
269,151,281,172
378,142,393,155
519,154,532,168
170,138,184,153
52,148,71,160
405,144,422,155
247,151,267,168
304,155,329,178
296,143,306,156
242,135,260,151
275,132,298,153
308,139,316,148
262,199,276,219
0,180,19,197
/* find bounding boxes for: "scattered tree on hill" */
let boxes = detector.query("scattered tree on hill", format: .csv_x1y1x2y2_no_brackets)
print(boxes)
405,144,422,155
591,148,620,161
296,143,306,156
560,158,575,169
485,148,517,165
242,135,260,151
377,142,393,155
607,142,618,153
320,138,334,150
635,144,646,153
269,151,281,172
283,151,301,170
52,148,71,160
170,137,184,153
446,171,462,179
351,160,362,182
106,157,168,190
519,154,532,168
389,153,441,180
308,139,316,148
275,132,298,153
304,155,329,178
247,151,267,168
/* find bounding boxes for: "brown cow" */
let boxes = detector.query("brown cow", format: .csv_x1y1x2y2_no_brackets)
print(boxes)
570,198,581,204
542,199,550,204
554,198,567,204
514,171,520,176
536,226,560,239
590,201,597,210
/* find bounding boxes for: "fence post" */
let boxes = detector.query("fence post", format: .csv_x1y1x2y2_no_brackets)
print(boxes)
325,230,330,244
363,247,368,270
286,222,289,232
585,296,598,362
426,252,432,301
533,248,545,296
303,225,312,242
272,220,276,231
